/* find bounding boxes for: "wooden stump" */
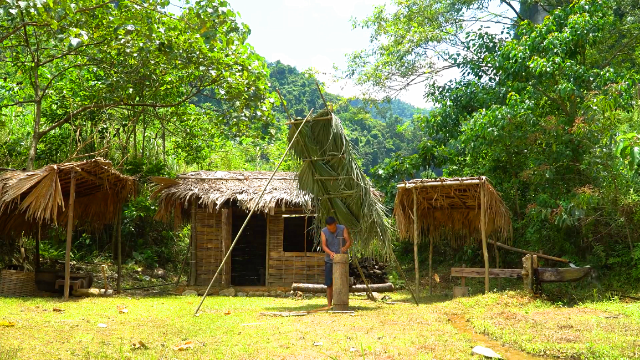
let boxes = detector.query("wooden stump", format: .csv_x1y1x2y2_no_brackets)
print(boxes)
333,254,349,311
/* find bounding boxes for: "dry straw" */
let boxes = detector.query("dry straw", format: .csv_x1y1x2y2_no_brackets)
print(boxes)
394,177,512,247
151,171,314,223
0,158,135,235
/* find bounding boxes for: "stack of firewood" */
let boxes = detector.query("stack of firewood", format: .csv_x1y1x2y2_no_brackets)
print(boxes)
349,258,388,284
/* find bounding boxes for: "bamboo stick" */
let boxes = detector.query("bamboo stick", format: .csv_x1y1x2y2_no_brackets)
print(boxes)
189,198,197,286
397,179,482,188
64,171,76,300
117,209,122,294
429,237,433,295
488,239,569,263
285,116,332,125
480,179,490,294
302,155,346,162
194,109,315,316
413,188,420,291
177,176,296,180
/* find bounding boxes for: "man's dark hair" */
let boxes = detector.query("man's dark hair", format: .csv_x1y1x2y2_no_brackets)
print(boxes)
325,216,337,225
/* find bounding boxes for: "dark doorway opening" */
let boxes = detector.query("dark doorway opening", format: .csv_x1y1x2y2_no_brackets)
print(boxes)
230,206,267,286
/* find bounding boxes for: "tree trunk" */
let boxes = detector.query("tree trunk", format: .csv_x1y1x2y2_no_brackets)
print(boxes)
27,100,42,170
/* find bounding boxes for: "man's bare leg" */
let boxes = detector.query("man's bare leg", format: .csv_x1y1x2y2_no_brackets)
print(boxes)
327,285,333,306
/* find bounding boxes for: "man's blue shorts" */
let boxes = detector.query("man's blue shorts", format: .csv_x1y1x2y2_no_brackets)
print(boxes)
324,262,333,287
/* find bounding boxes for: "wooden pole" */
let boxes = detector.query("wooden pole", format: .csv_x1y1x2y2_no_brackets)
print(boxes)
429,237,433,295
494,240,501,290
189,198,197,286
332,254,349,311
64,171,76,300
35,225,41,270
480,179,490,294
488,239,570,263
117,209,122,294
413,188,420,291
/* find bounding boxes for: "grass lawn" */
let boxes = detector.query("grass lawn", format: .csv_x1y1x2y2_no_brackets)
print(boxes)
0,291,638,359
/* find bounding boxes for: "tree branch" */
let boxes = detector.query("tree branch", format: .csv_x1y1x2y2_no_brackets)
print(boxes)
501,0,525,22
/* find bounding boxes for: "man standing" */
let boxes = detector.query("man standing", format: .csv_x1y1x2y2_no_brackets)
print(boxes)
321,216,352,307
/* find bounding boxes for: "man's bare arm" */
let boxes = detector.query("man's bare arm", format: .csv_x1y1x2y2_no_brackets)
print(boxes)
341,228,352,253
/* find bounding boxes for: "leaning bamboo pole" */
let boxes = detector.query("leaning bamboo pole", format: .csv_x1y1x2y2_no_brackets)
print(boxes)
480,178,490,293
64,171,76,300
194,109,314,316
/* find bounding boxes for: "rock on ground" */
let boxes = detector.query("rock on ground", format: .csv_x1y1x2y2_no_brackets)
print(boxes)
182,290,198,296
219,288,236,297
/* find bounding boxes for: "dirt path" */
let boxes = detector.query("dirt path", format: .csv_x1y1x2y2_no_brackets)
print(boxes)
448,315,547,360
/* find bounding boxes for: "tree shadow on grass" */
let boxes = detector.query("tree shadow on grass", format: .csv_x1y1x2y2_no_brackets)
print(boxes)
262,303,379,312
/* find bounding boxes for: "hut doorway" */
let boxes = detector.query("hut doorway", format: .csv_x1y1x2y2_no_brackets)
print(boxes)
230,206,267,286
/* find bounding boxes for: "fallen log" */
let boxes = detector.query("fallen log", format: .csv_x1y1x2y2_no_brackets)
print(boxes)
292,283,394,293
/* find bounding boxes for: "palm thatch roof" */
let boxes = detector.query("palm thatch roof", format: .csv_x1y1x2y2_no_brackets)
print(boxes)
287,109,393,256
0,158,135,235
394,177,512,247
151,171,314,222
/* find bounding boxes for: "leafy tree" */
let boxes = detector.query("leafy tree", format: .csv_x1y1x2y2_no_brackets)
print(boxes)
0,0,272,169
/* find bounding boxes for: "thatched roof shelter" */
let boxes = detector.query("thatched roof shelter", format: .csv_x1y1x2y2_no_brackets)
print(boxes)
394,177,511,245
286,109,393,257
0,158,135,235
393,176,512,293
0,158,135,298
152,171,314,222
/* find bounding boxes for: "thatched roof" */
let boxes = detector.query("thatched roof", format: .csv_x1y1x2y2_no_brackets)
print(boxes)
0,158,135,235
287,109,394,256
394,177,512,247
151,171,314,221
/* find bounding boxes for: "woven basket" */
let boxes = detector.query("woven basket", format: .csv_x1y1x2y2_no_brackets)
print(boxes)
0,270,38,297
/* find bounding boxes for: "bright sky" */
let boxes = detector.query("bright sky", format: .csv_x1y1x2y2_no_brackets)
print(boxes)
228,0,433,107
228,0,512,109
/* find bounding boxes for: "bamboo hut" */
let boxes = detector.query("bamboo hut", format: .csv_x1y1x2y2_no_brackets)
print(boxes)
0,158,135,298
152,171,326,288
394,177,511,293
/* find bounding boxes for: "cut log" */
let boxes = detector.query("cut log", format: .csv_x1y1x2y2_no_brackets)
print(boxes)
538,267,590,282
292,283,395,293
451,268,522,279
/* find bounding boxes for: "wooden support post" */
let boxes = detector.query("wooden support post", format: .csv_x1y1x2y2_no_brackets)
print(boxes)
189,198,197,286
522,254,537,293
428,237,433,295
35,225,41,271
494,240,501,290
117,209,122,294
461,264,466,287
221,207,232,287
413,188,420,291
64,171,76,300
265,214,270,287
480,179,490,294
332,254,349,311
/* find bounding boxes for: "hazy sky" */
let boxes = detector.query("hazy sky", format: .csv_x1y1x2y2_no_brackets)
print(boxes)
227,0,433,107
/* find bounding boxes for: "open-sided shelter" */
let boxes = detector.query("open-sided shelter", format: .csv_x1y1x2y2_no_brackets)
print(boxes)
152,171,326,289
394,177,511,293
0,158,135,298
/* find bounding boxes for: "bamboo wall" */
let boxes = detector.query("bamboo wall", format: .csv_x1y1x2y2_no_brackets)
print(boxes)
267,209,325,287
195,207,224,286
193,206,324,288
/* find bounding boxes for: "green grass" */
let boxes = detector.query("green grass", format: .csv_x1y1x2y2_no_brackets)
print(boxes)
0,291,638,359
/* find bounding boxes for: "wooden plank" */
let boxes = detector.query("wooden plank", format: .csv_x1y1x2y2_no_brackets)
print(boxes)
413,188,419,291
451,268,522,279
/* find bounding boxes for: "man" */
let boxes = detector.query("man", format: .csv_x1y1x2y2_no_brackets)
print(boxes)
320,216,352,307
